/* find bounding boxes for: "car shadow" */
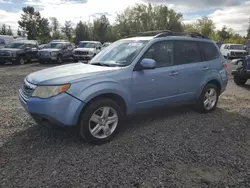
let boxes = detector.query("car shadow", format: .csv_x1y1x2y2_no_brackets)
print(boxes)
237,83,250,91
1,105,249,148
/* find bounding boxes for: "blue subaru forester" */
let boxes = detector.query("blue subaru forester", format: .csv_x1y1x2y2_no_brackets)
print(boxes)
19,31,228,145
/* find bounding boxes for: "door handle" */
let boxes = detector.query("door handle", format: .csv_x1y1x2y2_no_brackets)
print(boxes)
169,71,179,76
202,67,209,71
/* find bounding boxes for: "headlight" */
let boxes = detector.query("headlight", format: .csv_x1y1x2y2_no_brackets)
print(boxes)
32,84,70,99
51,51,58,56
89,51,93,55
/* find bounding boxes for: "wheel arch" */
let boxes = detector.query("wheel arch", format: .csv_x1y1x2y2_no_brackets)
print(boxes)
76,92,128,125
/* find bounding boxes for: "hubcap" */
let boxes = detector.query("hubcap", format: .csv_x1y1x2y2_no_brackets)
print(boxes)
204,88,217,110
20,58,25,65
89,106,118,139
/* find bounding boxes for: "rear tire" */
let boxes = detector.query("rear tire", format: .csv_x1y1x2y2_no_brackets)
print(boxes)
73,58,78,63
79,98,124,145
195,83,219,113
234,76,247,85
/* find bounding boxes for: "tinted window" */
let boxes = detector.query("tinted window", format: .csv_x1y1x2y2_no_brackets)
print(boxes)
200,42,219,61
142,41,174,68
174,41,202,65
224,45,228,49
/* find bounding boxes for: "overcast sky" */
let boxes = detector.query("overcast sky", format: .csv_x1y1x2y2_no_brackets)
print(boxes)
0,0,249,35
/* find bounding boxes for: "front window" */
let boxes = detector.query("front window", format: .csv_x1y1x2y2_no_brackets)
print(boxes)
230,45,244,50
46,43,64,49
90,40,149,67
5,43,25,49
78,42,97,48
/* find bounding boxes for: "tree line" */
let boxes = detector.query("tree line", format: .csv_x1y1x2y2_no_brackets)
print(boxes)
1,4,250,44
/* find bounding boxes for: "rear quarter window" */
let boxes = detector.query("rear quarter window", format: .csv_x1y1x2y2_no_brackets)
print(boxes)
200,42,219,61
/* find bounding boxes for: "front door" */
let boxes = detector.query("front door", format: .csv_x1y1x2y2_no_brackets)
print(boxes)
132,40,179,110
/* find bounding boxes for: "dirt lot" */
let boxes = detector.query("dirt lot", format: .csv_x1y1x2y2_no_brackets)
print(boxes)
0,62,250,188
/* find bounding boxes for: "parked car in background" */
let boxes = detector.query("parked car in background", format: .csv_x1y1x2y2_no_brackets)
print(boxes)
101,42,112,50
19,31,228,145
0,35,14,49
0,40,39,65
38,44,47,50
73,41,102,62
220,43,248,59
38,40,74,64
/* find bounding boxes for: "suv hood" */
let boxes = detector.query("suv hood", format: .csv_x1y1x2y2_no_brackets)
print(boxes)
39,48,61,52
74,48,95,52
26,63,121,85
0,48,21,52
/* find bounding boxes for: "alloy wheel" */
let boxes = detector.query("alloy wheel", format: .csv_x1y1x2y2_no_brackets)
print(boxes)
88,106,118,139
203,88,217,110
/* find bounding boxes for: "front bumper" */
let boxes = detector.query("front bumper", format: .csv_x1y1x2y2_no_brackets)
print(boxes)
18,90,85,127
38,56,57,62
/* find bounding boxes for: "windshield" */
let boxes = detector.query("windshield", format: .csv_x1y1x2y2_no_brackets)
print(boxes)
47,43,64,49
5,43,25,49
230,45,244,50
78,42,97,48
90,40,148,67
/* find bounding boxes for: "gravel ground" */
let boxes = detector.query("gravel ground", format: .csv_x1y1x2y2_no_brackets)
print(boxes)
0,62,250,188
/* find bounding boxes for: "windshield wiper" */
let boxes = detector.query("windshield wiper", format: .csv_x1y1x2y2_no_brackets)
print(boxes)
91,62,112,67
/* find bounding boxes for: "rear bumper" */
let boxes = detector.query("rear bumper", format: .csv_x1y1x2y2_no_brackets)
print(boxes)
18,90,85,127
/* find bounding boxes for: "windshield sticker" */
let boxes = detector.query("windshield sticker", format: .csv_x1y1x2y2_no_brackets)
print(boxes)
128,43,143,47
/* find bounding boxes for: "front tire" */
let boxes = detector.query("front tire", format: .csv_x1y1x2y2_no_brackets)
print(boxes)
57,54,63,64
79,98,124,145
195,83,219,113
17,56,25,65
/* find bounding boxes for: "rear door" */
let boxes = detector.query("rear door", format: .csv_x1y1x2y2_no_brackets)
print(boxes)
173,40,210,101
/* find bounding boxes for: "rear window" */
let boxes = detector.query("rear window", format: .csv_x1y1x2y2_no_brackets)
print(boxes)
200,42,219,61
174,41,202,65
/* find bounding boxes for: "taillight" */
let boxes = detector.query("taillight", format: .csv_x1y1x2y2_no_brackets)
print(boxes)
223,63,228,69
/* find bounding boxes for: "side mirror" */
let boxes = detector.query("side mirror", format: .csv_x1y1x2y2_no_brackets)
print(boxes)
140,58,156,70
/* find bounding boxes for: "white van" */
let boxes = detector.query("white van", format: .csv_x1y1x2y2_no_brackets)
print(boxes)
220,43,248,59
0,35,14,49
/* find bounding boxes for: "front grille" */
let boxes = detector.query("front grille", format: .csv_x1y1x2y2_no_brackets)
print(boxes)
0,51,11,57
74,51,88,55
39,51,51,57
233,52,244,56
20,80,36,100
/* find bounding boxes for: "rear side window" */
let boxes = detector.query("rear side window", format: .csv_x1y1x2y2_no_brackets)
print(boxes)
200,42,219,61
174,41,202,65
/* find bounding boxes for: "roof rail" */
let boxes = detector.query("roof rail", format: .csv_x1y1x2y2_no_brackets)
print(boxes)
155,31,210,39
123,30,210,39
